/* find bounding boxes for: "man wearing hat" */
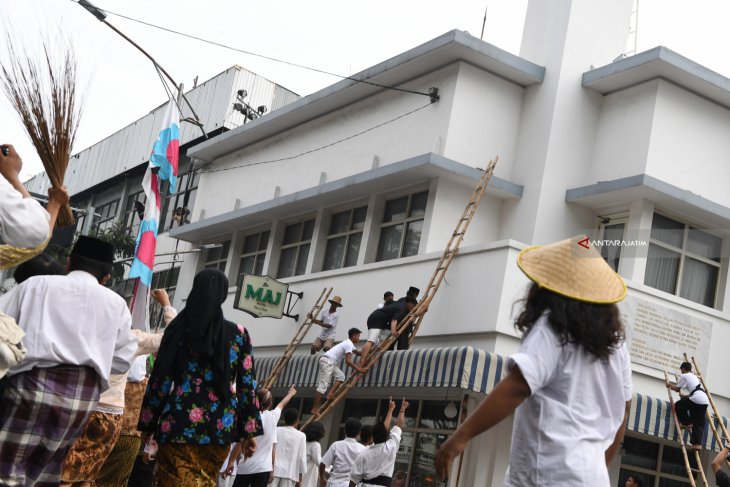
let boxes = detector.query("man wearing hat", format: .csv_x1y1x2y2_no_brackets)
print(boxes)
0,235,137,486
435,236,632,486
309,296,343,354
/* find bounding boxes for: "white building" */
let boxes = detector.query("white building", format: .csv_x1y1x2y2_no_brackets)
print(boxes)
167,1,730,485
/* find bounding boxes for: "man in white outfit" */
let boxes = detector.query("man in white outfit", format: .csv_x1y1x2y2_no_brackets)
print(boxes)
319,418,364,487
272,407,307,487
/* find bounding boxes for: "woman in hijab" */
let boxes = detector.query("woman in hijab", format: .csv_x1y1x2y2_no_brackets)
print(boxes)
138,269,263,487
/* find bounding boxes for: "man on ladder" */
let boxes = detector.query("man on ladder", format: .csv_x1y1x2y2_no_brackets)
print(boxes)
309,296,343,355
666,361,709,451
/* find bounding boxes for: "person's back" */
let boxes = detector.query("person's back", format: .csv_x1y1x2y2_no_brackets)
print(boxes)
237,408,281,475
320,418,364,487
506,314,631,485
272,408,307,486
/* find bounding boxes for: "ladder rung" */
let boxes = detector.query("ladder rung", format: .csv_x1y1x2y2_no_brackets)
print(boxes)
453,232,464,236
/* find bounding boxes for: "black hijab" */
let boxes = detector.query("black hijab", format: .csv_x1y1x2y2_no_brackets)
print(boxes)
150,268,235,401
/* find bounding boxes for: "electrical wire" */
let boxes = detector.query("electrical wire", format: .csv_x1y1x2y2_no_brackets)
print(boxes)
202,101,435,174
77,1,434,99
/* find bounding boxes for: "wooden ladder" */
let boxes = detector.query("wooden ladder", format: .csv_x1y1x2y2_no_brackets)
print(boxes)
664,370,708,487
300,157,498,430
687,354,730,469
261,287,333,390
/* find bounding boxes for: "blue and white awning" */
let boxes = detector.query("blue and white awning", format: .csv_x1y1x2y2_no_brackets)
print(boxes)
255,347,728,451
254,347,507,395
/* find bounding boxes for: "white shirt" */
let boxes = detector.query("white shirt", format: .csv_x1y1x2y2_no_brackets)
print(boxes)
677,372,709,405
273,426,307,482
301,441,321,487
0,271,137,391
0,176,49,248
324,339,355,364
505,315,632,486
237,408,282,475
321,437,365,485
318,309,339,340
349,427,402,485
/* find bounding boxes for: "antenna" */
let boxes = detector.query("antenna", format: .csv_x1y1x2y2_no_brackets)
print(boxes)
480,3,488,40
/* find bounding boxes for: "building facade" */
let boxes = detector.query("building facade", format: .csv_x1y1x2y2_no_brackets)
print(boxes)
166,2,730,486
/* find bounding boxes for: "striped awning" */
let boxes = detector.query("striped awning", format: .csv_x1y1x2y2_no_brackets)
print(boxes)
629,392,729,451
254,347,507,395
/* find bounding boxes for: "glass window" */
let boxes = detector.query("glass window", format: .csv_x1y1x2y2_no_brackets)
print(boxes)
645,212,722,308
600,222,626,272
204,241,231,273
322,206,367,271
91,199,120,233
410,432,449,486
277,219,315,278
123,190,147,236
619,434,694,486
161,169,199,231
238,230,270,279
376,191,428,262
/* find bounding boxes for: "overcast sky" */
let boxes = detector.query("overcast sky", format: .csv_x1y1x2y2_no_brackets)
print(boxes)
2,0,730,181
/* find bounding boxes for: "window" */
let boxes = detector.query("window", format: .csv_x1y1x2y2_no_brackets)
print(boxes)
123,190,147,236
598,216,628,272
161,170,200,231
644,213,722,307
376,191,428,262
277,219,315,278
338,398,458,486
618,434,693,486
203,241,231,272
91,199,120,233
322,206,367,271
238,230,270,279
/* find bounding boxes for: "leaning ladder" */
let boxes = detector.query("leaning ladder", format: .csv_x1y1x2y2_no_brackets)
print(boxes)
664,370,708,487
261,287,333,390
300,158,498,430
687,354,730,469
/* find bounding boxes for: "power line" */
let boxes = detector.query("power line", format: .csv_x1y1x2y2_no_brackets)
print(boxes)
202,101,435,174
81,2,435,99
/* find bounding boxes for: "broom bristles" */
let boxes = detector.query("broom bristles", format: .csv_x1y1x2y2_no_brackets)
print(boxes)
0,30,82,226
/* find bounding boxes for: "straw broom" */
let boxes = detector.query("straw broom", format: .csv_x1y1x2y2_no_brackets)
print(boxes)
0,32,81,226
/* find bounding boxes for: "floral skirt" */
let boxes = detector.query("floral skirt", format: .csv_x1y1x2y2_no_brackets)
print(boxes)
154,443,229,487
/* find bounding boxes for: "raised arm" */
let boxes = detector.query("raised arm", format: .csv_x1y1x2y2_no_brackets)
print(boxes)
276,385,298,410
384,397,396,429
395,399,409,429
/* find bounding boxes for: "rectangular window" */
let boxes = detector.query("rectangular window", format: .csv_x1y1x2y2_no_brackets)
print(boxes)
322,206,367,271
203,241,231,273
644,213,722,307
619,434,692,486
598,217,628,272
376,191,428,262
277,219,315,278
91,199,120,233
238,230,270,279
162,170,200,231
123,190,147,236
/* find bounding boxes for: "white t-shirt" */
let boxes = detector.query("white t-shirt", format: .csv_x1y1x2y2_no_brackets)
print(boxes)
349,426,402,486
505,315,632,486
678,372,709,405
301,441,321,487
318,309,339,340
273,426,308,482
323,339,355,364
236,408,282,475
321,437,365,485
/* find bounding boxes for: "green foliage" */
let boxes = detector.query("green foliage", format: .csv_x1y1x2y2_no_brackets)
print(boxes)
88,221,136,282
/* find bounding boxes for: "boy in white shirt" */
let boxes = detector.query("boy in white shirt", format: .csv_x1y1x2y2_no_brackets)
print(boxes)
310,296,343,354
311,328,366,415
666,361,709,450
272,408,308,487
319,418,364,487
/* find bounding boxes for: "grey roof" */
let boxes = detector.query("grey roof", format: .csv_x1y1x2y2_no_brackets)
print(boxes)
187,30,545,163
566,173,730,228
583,46,730,109
170,152,523,243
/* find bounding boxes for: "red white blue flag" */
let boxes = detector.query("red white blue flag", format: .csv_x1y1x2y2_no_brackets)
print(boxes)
129,98,180,330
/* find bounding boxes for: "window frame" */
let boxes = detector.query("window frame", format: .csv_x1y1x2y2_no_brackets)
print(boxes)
321,205,367,271
203,241,231,273
238,229,271,279
122,189,147,236
375,190,429,262
276,218,315,279
645,211,722,307
597,214,629,272
161,168,200,232
91,199,120,233
618,433,695,486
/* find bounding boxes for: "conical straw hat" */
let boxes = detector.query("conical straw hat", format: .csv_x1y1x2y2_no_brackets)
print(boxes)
517,235,627,304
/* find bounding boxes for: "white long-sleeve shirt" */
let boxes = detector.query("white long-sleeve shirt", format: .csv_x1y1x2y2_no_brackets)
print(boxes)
274,426,307,482
321,437,365,486
0,176,49,247
0,270,137,390
349,427,401,486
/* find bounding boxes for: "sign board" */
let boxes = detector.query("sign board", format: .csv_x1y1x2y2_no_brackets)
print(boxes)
234,274,289,319
619,295,713,373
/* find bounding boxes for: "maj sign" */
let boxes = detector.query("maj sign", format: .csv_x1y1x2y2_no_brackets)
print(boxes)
234,274,289,319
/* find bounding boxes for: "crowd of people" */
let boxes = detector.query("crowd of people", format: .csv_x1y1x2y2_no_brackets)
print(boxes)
1,142,723,487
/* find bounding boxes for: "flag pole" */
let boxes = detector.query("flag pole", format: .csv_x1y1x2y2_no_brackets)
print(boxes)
77,0,207,138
